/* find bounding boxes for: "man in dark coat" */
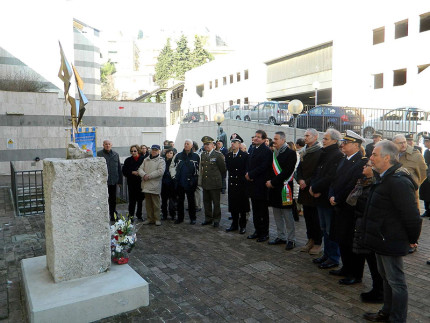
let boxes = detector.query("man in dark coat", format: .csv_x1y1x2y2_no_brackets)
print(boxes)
245,130,272,242
266,131,297,249
97,139,123,221
170,139,200,224
365,131,382,158
362,140,422,323
328,130,368,283
419,135,430,218
309,129,343,268
225,133,249,234
296,129,323,255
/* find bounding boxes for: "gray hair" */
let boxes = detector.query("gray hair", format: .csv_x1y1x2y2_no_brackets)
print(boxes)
392,134,406,142
375,140,399,165
325,129,342,142
305,128,319,138
184,139,193,145
275,131,286,141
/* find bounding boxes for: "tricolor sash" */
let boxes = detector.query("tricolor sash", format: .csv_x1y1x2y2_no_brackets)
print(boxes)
272,152,293,206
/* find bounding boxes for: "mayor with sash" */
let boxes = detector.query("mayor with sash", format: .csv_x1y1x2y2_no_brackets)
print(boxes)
266,131,298,250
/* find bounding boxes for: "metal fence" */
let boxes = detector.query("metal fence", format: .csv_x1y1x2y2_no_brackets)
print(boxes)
177,103,430,141
10,162,44,216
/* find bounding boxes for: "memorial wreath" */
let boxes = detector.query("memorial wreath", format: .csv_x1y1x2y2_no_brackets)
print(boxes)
110,213,137,264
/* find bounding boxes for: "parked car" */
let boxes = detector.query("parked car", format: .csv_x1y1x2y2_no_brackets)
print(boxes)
293,105,363,132
243,101,291,125
223,104,252,120
182,112,208,123
362,107,430,140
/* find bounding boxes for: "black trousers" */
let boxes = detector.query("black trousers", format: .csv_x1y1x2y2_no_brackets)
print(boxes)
351,251,383,291
127,183,144,219
161,183,177,219
334,204,356,276
251,198,269,238
108,184,117,220
303,205,322,245
231,211,247,229
177,186,196,222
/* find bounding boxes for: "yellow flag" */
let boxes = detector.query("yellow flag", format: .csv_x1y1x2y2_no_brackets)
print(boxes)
72,64,84,90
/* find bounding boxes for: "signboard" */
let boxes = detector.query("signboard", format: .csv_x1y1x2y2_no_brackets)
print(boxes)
7,138,15,149
71,127,97,157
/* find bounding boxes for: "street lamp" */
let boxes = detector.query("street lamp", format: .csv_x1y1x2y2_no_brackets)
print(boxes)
288,99,304,142
214,112,225,139
312,81,320,107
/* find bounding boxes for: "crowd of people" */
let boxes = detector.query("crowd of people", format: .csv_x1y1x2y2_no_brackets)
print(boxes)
98,128,429,323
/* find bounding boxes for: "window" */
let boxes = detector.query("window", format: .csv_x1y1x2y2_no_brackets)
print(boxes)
215,79,218,88
237,72,241,82
420,12,430,33
384,109,403,120
209,81,212,90
229,100,233,106
244,70,249,80
230,74,233,84
418,64,430,74
237,99,241,104
373,27,385,45
374,73,383,89
196,84,204,97
393,69,407,86
244,97,249,104
395,19,408,39
223,77,227,85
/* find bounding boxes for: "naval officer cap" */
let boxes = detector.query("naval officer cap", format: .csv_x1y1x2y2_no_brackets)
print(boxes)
423,135,430,141
405,133,414,140
201,136,215,144
341,130,365,144
230,133,243,143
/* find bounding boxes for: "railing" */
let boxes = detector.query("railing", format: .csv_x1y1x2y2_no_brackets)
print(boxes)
10,162,44,216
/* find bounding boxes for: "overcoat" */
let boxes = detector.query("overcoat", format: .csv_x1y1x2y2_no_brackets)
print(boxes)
419,148,430,201
247,144,272,200
225,150,250,213
199,150,226,190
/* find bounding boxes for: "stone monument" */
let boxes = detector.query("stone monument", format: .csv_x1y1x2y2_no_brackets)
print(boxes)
21,155,149,323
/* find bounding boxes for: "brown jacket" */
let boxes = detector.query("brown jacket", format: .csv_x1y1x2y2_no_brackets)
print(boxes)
399,145,427,187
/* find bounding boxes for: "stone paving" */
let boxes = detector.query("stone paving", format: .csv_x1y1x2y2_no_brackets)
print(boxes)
1,175,429,322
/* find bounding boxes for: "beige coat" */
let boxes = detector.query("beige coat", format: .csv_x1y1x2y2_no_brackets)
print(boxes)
138,155,165,194
399,145,427,187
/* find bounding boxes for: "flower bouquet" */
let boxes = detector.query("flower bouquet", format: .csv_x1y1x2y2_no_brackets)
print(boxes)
110,213,137,264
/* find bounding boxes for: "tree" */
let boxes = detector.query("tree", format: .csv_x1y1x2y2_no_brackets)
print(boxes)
100,60,118,100
154,38,174,87
173,35,192,81
191,35,214,68
100,60,116,83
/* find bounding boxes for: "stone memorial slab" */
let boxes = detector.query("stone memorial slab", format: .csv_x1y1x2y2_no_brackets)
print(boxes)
43,158,110,282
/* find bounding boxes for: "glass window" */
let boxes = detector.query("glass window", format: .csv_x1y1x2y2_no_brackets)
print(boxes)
384,109,403,120
395,19,408,39
374,73,383,89
264,102,276,110
309,107,322,115
393,69,407,86
244,70,249,79
373,27,385,45
420,12,430,33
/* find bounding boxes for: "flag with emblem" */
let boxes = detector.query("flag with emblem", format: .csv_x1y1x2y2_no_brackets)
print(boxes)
58,41,72,99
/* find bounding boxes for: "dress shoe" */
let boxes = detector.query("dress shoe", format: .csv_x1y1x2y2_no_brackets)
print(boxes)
360,289,384,303
363,310,390,322
228,216,233,220
142,220,153,225
226,226,238,232
201,221,213,226
190,220,196,225
268,238,286,245
239,228,246,234
427,260,430,265
421,211,429,217
312,255,328,264
300,239,314,252
309,244,322,255
174,219,183,224
339,277,362,285
247,232,258,239
195,208,202,212
329,268,347,276
318,259,339,269
285,241,296,250
155,221,161,226
408,245,417,254
213,222,219,228
256,235,269,242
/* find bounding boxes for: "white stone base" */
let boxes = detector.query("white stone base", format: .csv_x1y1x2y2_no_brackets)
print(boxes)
22,256,149,323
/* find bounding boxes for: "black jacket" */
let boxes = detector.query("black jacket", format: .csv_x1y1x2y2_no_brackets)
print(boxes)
122,155,144,187
419,148,430,201
225,150,250,213
268,145,297,209
310,143,344,208
247,144,272,200
171,150,200,191
362,164,422,256
296,145,322,206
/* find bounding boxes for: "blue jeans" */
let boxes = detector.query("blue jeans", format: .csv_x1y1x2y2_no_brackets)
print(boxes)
376,254,408,323
317,206,340,263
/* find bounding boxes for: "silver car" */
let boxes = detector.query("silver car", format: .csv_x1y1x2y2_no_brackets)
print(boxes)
223,104,252,120
243,101,291,125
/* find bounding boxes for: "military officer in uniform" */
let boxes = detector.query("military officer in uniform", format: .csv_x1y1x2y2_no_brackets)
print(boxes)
199,136,227,227
225,133,250,234
405,133,422,153
365,131,382,158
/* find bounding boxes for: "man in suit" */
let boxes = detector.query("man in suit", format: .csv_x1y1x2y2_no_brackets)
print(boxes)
200,136,226,227
420,135,430,218
225,133,250,234
245,130,273,242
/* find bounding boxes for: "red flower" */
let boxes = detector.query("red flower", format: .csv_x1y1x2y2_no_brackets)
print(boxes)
114,235,118,240
118,230,123,234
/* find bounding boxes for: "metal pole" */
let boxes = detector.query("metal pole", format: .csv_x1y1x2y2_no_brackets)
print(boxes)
315,89,318,106
293,115,298,142
217,124,220,140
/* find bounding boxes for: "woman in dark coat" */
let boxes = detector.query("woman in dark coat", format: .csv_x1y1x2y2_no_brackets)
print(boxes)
122,145,145,221
161,149,177,220
347,161,383,303
140,145,150,159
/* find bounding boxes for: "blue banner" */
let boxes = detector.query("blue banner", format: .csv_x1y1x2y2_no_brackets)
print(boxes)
72,127,96,157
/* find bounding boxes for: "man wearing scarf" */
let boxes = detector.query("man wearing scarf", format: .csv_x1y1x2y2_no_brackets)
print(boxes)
266,131,297,250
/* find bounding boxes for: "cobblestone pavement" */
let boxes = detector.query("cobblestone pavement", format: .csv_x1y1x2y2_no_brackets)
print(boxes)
1,176,429,322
